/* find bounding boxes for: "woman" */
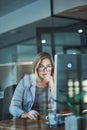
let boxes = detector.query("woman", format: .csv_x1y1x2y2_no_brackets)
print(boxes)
9,52,54,120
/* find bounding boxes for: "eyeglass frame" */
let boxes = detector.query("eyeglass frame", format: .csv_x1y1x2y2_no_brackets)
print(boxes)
38,64,53,72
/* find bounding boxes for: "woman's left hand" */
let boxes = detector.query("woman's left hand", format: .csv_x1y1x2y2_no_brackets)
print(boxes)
43,75,54,92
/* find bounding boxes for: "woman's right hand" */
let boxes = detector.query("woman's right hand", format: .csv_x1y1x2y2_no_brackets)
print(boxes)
21,110,39,120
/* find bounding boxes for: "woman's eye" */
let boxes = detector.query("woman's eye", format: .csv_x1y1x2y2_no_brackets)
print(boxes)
39,65,44,68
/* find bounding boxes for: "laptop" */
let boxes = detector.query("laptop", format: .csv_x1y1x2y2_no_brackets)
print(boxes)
54,53,87,114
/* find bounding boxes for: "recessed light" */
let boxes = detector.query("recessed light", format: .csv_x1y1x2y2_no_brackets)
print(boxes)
78,29,83,33
41,39,46,44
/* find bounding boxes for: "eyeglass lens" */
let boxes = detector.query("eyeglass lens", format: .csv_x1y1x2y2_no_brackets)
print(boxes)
38,65,52,71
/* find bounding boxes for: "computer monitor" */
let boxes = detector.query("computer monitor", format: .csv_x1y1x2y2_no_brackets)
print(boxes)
54,53,87,113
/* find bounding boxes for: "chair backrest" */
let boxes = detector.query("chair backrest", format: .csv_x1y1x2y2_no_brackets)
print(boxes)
2,84,16,120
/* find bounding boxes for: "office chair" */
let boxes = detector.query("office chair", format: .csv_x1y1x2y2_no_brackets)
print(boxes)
2,84,16,120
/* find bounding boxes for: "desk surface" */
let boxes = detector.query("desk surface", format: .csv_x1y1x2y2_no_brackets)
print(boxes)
0,117,64,130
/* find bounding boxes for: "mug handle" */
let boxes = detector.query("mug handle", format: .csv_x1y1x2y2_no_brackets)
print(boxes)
46,116,48,120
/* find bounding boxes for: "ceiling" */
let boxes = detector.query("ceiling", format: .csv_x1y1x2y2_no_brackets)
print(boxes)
0,0,38,17
0,0,87,49
55,5,87,20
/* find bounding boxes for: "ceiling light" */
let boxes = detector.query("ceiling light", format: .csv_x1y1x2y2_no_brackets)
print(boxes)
41,39,46,44
78,29,83,33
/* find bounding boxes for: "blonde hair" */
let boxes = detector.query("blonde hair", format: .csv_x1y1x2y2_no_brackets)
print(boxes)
32,52,54,82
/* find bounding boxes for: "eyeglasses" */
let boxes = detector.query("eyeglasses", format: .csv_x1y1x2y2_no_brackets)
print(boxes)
38,65,52,72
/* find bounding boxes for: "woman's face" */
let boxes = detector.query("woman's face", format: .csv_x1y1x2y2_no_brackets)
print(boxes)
37,58,52,80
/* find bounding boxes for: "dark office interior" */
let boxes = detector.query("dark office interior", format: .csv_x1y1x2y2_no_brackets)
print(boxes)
0,0,87,125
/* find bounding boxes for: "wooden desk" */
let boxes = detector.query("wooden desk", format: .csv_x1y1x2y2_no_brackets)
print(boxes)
0,117,65,130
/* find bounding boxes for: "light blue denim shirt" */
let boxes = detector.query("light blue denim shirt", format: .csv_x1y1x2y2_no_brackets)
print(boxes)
9,73,53,118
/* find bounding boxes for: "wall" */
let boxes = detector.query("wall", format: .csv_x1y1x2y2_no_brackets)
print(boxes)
0,64,17,90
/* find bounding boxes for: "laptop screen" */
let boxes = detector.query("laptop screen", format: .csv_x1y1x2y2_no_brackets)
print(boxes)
54,53,87,113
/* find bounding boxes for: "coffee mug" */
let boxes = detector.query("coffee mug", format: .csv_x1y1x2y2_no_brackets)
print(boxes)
56,114,64,125
46,113,57,128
